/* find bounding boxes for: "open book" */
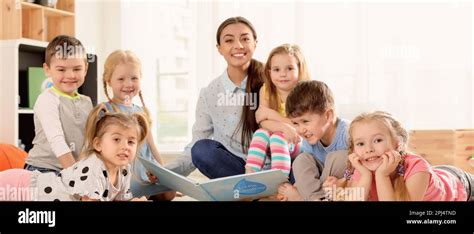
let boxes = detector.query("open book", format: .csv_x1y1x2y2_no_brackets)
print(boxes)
138,157,288,201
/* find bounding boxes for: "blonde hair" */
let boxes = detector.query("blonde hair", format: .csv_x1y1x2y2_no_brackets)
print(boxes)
102,50,151,123
344,111,410,201
81,104,149,160
264,44,310,112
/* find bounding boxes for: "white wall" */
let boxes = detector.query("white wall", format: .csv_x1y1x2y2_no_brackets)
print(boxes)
74,0,473,143
75,0,123,105
197,1,473,130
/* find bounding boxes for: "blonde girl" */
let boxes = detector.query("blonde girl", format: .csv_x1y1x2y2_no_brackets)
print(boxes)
102,50,174,200
337,111,473,201
0,104,149,201
245,44,310,177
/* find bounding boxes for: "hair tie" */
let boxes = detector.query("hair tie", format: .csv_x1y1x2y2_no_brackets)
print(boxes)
288,46,295,56
344,168,353,180
98,109,106,120
396,163,405,176
396,151,406,176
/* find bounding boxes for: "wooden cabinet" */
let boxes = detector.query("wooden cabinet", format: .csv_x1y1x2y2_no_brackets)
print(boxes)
1,0,82,151
408,129,474,173
1,0,75,42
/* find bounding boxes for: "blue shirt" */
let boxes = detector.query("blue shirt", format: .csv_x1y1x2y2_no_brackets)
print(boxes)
166,70,251,176
301,118,349,164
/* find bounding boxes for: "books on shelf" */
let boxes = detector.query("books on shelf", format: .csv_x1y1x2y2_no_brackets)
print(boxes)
27,67,52,108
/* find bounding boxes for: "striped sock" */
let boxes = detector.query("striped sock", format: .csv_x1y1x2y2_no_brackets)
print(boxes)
269,132,291,177
245,129,271,172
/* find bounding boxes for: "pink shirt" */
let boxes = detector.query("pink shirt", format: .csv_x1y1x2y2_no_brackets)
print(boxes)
351,154,467,201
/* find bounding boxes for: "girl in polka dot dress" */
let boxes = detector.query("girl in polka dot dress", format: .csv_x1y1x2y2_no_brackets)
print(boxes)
0,104,149,201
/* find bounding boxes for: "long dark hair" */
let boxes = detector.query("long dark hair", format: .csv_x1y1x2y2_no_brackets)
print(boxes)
216,16,264,154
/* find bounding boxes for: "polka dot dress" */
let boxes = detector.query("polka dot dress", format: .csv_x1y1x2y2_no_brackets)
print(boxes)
30,153,133,201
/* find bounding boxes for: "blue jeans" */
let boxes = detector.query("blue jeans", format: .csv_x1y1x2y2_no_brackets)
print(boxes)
24,163,60,175
191,139,246,179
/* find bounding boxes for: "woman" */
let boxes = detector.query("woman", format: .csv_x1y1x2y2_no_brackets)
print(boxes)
166,16,265,179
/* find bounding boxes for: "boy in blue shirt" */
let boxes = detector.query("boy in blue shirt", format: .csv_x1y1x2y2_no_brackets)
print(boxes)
278,80,349,201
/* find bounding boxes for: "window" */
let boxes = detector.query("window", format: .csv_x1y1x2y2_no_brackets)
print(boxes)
120,1,196,152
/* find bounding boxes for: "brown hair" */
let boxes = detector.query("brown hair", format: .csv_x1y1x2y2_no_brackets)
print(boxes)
45,35,87,66
217,16,265,154
286,80,335,118
102,50,151,123
345,111,410,201
264,44,310,112
81,104,149,159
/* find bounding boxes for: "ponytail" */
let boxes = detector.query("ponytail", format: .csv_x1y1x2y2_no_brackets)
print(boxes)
233,58,264,154
81,104,109,159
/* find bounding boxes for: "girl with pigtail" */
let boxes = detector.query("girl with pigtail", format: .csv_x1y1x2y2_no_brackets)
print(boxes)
327,111,474,201
245,44,310,177
0,104,149,201
280,111,474,201
101,50,175,200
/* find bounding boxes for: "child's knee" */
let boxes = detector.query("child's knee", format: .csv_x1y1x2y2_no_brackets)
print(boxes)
269,132,287,144
252,129,271,141
292,153,315,170
326,150,349,167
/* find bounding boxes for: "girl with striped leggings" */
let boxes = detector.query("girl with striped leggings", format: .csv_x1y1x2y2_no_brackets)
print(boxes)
245,44,310,177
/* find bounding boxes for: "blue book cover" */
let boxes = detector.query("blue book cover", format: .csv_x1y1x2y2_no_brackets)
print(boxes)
138,157,288,201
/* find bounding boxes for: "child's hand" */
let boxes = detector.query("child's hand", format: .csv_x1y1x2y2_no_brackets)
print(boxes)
278,183,302,201
276,193,287,201
323,176,338,188
146,171,158,184
348,153,371,176
131,196,149,201
255,107,267,123
282,124,300,145
80,196,99,201
375,150,401,177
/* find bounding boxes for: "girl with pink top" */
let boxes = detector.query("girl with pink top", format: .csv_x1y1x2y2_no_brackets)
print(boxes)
280,111,474,201
333,111,474,201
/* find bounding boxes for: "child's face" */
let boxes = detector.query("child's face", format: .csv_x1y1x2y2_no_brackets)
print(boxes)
217,23,256,69
290,111,331,145
93,125,139,168
109,62,141,105
269,53,299,92
351,120,398,171
43,57,87,96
